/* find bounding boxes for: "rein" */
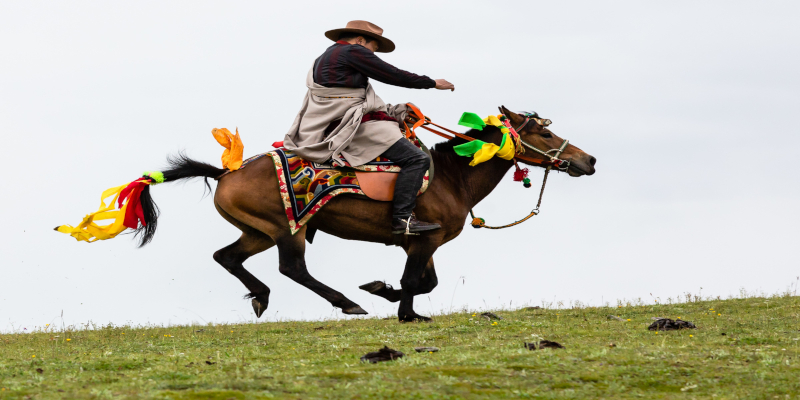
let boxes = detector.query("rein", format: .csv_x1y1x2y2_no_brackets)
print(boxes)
404,105,570,230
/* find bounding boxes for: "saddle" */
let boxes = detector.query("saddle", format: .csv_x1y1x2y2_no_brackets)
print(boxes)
223,137,432,235
307,138,433,201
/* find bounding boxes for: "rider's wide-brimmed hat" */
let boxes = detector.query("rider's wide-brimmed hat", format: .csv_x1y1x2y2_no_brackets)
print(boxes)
324,20,396,53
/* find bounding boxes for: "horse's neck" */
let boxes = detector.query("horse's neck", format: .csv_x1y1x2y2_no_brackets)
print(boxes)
459,157,514,208
430,129,514,209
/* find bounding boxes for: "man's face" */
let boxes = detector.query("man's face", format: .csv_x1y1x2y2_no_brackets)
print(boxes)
355,36,379,53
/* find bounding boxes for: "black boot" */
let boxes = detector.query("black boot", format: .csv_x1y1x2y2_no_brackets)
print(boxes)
392,214,441,235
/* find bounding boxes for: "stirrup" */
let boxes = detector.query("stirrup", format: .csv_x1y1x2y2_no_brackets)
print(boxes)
402,217,419,236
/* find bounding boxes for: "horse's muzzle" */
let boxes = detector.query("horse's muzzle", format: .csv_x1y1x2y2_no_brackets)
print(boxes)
567,155,596,177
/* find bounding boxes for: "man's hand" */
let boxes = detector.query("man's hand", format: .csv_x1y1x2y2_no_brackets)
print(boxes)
434,79,455,91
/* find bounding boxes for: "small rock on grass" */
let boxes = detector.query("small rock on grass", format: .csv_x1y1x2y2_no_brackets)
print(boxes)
361,346,404,363
647,318,697,331
524,340,565,350
414,347,439,353
481,312,503,320
607,315,625,321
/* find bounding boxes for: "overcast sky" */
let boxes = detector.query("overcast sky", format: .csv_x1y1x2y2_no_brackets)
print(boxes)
1,1,798,332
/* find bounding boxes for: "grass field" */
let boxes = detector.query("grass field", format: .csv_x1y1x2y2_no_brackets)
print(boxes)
1,294,798,399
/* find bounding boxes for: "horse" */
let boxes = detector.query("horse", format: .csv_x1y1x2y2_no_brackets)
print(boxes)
134,106,597,322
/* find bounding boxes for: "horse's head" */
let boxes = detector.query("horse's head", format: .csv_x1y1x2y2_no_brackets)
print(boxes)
500,106,596,177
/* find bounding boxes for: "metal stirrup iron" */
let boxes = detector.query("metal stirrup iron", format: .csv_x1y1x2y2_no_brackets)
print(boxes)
403,217,419,236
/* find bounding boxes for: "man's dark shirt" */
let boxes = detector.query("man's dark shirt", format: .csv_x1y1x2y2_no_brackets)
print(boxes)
313,41,436,89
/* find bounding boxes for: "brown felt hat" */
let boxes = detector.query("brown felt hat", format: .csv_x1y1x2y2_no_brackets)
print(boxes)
325,20,396,53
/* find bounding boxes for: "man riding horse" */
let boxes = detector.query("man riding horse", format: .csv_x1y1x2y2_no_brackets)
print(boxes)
56,20,597,322
283,20,455,235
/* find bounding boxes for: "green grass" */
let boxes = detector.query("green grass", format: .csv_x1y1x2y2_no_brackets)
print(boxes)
1,295,799,399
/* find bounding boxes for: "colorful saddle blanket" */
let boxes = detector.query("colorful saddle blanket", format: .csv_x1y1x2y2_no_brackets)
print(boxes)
235,149,430,234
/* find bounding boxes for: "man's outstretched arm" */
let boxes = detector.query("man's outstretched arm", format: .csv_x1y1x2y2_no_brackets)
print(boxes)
347,45,454,91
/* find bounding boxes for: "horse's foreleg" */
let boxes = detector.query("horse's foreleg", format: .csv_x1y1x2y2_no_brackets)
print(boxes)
275,230,368,315
398,239,442,322
212,230,274,318
359,257,438,303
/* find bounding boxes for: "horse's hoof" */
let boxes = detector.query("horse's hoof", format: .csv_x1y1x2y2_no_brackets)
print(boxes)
251,298,268,318
342,306,368,315
358,281,386,294
399,313,432,323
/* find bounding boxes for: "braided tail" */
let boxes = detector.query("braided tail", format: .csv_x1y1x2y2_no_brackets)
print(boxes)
56,152,227,247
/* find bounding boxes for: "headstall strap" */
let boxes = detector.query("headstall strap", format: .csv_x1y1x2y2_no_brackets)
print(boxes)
515,118,531,132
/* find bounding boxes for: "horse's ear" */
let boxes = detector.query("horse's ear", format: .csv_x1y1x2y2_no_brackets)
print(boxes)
498,105,525,128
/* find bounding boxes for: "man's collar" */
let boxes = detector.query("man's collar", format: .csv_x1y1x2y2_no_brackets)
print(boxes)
335,40,350,45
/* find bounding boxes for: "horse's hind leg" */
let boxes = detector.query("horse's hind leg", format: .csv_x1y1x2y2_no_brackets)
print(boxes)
275,227,368,315
359,257,438,303
213,230,275,318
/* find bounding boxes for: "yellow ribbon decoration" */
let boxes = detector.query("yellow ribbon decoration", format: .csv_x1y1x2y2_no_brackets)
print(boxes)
212,127,244,170
56,184,132,242
484,115,510,134
467,133,516,166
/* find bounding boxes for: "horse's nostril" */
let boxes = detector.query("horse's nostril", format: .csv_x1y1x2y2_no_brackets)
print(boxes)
588,156,597,166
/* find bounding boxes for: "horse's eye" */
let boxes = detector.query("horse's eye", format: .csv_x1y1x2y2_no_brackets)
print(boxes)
540,132,552,139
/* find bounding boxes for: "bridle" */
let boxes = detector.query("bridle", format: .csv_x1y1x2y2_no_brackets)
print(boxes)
512,115,571,172
403,105,571,230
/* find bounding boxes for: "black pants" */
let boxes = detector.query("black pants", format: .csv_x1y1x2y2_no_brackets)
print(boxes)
380,138,430,220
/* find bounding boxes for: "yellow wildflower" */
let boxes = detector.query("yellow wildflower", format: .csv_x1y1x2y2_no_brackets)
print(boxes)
66,339,71,342
32,355,36,358
627,319,631,322
689,335,693,338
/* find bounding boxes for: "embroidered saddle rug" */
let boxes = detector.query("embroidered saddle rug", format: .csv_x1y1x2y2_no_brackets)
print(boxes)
233,148,430,234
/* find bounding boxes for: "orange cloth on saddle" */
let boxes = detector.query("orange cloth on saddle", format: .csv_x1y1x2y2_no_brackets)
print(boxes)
212,127,244,170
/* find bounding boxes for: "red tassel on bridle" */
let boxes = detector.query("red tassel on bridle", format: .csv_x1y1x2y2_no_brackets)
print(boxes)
513,166,528,182
513,159,532,188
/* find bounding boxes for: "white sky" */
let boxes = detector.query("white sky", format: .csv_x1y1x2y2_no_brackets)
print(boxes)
1,1,798,331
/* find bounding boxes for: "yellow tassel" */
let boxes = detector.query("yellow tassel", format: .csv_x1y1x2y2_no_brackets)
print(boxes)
55,184,131,242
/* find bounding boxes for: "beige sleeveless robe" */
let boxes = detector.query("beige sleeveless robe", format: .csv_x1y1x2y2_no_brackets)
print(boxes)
283,68,410,167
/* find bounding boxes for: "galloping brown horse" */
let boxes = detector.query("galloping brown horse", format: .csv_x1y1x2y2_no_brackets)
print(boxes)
138,106,596,321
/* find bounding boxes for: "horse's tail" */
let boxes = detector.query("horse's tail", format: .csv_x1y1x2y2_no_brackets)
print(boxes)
134,153,227,247
55,152,227,248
